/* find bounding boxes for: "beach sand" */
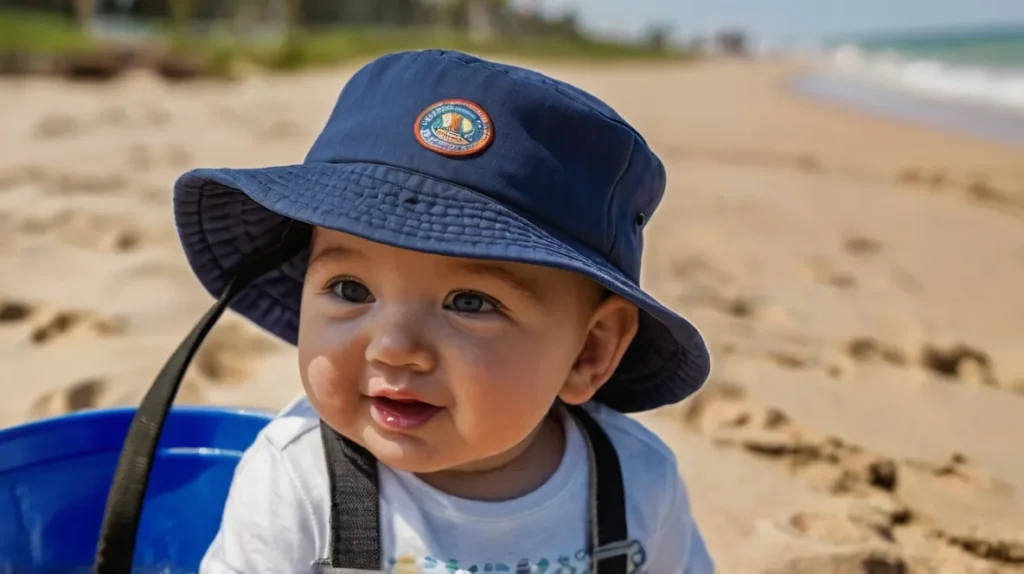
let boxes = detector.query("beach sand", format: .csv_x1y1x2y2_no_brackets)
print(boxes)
1,57,1023,573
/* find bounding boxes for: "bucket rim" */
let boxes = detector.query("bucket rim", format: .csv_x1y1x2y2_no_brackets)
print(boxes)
0,405,274,438
0,406,275,475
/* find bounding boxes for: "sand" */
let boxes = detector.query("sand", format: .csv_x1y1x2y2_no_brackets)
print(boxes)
1,57,1023,573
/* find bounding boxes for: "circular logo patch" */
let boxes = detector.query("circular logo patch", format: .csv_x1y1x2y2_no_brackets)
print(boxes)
415,99,493,157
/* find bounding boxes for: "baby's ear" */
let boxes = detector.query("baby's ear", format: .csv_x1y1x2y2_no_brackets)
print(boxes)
559,295,639,405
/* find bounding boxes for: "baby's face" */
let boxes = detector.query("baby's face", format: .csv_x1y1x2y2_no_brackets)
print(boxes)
298,228,636,475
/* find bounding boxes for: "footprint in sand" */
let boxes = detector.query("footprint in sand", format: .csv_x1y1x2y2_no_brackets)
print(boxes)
841,336,1011,391
30,377,106,418
670,255,792,323
896,168,1024,216
31,309,126,345
93,104,172,128
95,105,129,126
964,179,1021,211
671,255,735,285
895,167,948,189
680,379,750,432
35,170,128,197
902,452,1012,496
34,113,85,139
192,320,283,386
126,143,158,171
0,299,126,345
778,495,915,549
125,142,193,171
778,507,1024,571
164,143,193,167
678,288,793,325
765,551,910,574
143,106,173,127
734,423,1002,500
934,530,1024,566
838,237,921,295
717,296,759,319
785,511,884,546
682,380,1023,570
0,301,33,323
680,379,790,435
888,265,922,296
765,349,818,371
15,209,165,253
0,165,47,191
0,166,126,197
842,337,908,367
803,258,858,290
259,118,307,140
843,236,885,257
919,342,996,386
682,375,1024,570
30,374,209,418
681,377,1007,499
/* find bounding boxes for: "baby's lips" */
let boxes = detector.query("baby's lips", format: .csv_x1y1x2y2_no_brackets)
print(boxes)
368,382,440,407
370,396,442,430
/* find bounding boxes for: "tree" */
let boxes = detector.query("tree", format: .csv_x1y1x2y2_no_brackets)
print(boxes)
714,28,749,56
170,0,192,36
71,0,96,32
285,0,303,39
643,23,673,52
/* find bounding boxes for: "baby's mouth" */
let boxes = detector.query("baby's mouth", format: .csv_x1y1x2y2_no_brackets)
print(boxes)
370,396,441,431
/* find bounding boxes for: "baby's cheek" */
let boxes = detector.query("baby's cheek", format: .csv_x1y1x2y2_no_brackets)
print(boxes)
304,355,358,415
453,349,560,426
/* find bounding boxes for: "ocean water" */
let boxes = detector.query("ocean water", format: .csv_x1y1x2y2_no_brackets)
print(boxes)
792,24,1024,144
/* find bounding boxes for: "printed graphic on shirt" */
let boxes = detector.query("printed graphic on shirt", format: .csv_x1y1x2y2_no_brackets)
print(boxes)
386,540,647,573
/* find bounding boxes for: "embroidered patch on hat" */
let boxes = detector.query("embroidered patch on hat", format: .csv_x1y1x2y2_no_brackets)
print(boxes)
415,99,493,157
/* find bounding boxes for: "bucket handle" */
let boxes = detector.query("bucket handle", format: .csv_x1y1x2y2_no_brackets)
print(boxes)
91,223,310,573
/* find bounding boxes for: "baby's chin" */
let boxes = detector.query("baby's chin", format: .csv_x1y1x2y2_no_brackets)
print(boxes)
359,424,467,475
324,411,529,477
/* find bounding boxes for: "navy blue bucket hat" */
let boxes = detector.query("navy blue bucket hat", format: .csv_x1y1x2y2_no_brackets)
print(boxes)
172,49,710,413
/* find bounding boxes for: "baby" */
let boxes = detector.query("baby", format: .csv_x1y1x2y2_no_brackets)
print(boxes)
172,49,715,573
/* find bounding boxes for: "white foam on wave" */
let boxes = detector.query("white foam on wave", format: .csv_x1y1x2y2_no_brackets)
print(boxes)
821,44,1024,113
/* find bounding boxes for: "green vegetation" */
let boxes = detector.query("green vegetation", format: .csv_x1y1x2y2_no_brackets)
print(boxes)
189,28,689,72
0,10,95,55
0,8,693,79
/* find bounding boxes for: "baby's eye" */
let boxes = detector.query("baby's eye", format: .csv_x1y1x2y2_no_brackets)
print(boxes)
444,291,498,314
330,279,375,304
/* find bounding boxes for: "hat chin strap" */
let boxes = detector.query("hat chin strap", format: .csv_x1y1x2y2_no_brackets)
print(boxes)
91,223,310,574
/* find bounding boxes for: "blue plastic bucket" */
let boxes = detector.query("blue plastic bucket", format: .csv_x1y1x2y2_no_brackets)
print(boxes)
0,406,272,573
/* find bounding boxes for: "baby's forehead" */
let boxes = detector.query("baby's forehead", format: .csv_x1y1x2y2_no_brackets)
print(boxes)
309,226,599,296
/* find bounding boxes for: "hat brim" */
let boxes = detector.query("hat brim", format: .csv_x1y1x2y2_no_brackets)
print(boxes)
173,161,710,412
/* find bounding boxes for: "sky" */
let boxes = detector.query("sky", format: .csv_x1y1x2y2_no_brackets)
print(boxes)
518,0,1024,46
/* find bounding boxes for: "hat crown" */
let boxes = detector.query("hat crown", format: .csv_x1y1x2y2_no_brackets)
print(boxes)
304,49,666,281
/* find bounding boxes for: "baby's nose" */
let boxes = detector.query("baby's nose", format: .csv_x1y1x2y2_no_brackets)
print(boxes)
363,310,436,372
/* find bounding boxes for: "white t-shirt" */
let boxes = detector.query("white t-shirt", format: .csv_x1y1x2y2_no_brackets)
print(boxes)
199,398,714,574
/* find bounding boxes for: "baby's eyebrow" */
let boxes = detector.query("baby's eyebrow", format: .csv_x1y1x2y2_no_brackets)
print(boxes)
458,262,542,300
309,244,363,264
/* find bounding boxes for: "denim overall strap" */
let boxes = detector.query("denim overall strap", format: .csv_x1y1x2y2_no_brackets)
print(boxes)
567,404,631,574
310,420,381,573
313,404,630,574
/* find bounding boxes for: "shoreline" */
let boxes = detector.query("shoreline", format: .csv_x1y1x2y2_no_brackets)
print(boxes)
788,65,1024,147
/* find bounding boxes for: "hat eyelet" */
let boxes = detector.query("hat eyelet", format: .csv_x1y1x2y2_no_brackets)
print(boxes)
635,212,646,227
